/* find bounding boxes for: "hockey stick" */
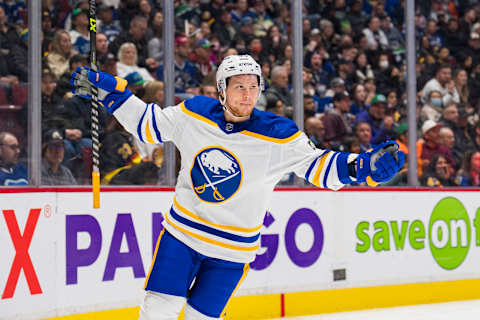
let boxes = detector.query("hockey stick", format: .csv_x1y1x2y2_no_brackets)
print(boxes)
89,0,100,208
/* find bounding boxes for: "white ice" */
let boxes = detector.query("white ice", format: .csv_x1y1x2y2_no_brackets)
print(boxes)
271,299,480,320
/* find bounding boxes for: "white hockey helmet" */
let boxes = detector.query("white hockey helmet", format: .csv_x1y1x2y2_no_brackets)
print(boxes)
216,54,265,93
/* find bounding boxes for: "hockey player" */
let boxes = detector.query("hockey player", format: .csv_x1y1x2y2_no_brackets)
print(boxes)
71,55,404,320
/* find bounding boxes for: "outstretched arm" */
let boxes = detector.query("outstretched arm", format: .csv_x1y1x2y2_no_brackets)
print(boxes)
71,67,181,144
289,134,404,190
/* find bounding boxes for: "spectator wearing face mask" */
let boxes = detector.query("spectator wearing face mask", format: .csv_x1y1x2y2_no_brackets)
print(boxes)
421,90,443,122
421,64,460,106
373,53,402,94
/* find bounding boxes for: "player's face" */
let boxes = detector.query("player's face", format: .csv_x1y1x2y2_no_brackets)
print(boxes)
225,74,259,118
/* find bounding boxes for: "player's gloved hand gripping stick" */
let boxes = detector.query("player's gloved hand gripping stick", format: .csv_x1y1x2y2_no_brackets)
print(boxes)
71,67,133,114
356,141,405,186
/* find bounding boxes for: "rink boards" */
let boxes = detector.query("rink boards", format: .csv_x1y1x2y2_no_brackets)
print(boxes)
1,187,480,319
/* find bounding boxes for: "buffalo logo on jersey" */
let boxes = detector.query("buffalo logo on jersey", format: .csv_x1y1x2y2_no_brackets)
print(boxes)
190,147,242,203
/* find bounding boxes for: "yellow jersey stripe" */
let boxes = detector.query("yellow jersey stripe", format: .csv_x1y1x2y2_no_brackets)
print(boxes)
165,213,260,252
240,130,302,144
313,152,330,187
174,197,262,233
221,263,250,316
143,228,165,289
114,77,128,92
145,119,156,144
180,101,219,127
181,101,302,144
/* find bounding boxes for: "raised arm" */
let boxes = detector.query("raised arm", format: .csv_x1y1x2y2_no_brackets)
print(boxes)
71,67,181,144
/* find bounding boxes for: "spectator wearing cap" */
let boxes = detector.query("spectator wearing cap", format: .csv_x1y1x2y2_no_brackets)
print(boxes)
125,72,146,95
264,65,293,118
47,30,75,79
41,10,55,55
97,4,121,44
362,16,389,51
461,32,480,64
233,16,255,46
190,38,216,79
0,131,27,185
117,42,154,83
395,122,409,155
110,16,158,71
421,64,460,106
156,36,199,94
69,7,90,54
41,129,77,185
19,68,65,144
322,92,353,147
418,119,455,175
355,94,393,145
61,92,108,174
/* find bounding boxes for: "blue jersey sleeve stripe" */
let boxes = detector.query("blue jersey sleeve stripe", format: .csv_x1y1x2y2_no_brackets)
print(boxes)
305,150,330,182
137,104,149,143
150,103,162,142
305,157,319,182
170,208,260,243
323,152,338,188
336,152,353,185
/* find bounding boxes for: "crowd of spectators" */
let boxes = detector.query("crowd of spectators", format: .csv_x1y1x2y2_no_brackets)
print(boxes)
1,0,480,187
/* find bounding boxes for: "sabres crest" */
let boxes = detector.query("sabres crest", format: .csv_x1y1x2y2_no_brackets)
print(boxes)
190,146,242,203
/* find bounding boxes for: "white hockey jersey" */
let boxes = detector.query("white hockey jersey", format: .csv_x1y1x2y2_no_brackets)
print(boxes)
114,95,357,263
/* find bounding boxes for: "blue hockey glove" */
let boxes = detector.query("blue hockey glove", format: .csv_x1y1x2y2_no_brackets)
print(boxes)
356,140,405,186
70,66,132,113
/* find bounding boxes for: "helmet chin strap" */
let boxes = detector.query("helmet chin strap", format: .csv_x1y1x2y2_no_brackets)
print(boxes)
222,105,251,121
219,91,253,122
